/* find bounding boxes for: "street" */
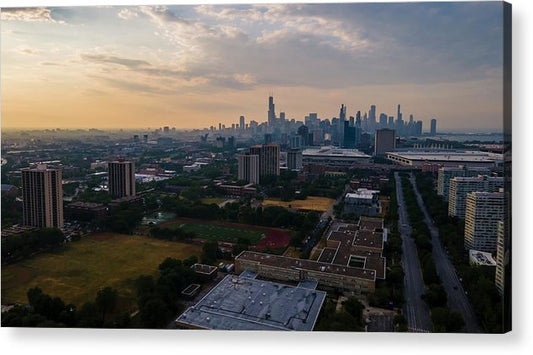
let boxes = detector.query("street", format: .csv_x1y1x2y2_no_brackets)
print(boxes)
409,173,483,333
394,172,433,332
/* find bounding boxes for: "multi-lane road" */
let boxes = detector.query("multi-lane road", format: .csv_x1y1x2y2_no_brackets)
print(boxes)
394,172,433,332
408,173,483,333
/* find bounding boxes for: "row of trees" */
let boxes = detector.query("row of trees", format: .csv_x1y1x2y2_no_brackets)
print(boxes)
368,175,405,312
160,196,320,232
2,228,65,264
149,226,196,242
135,256,200,328
414,172,503,333
400,174,464,332
2,286,125,328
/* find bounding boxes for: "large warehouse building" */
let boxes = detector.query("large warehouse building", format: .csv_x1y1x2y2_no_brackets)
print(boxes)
386,149,503,169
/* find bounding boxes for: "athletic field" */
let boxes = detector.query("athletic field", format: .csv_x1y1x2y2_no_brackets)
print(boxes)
262,196,335,212
161,218,291,249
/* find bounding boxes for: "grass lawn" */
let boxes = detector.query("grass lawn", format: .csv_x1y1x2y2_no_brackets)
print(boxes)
1,233,201,312
166,222,265,245
262,196,335,212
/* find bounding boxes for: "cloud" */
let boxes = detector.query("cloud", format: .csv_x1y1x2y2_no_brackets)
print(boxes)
17,46,41,55
80,54,150,68
0,7,64,23
118,8,138,20
39,61,61,66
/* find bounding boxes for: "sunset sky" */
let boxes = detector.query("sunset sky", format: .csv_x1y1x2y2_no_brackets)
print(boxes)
1,1,505,132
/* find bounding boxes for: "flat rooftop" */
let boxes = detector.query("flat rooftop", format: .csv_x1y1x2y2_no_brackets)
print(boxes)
387,150,502,163
237,251,376,281
176,274,326,331
469,250,497,266
302,146,370,158
325,218,386,279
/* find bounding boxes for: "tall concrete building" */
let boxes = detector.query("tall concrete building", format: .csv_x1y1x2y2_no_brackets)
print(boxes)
464,191,504,252
287,149,303,171
108,160,136,198
374,129,396,156
237,153,260,184
495,220,507,296
437,166,490,202
249,144,280,179
448,175,504,218
430,118,437,136
21,164,63,228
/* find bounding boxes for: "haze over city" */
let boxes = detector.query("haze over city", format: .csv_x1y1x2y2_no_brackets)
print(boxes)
1,2,504,132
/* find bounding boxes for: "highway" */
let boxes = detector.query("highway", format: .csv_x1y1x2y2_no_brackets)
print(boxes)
394,172,433,332
408,173,483,333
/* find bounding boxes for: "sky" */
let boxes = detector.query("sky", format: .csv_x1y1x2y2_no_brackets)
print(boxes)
0,1,505,132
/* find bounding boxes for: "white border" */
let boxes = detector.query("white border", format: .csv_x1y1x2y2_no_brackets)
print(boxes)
1,0,532,355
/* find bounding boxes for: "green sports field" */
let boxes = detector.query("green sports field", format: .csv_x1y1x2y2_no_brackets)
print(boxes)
166,221,266,244
1,233,201,311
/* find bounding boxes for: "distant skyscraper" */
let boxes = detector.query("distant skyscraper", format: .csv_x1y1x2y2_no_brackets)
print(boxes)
396,104,403,136
369,105,376,131
240,116,245,131
22,164,63,228
464,191,504,252
338,104,346,146
297,125,310,146
238,153,260,184
268,95,276,128
430,118,437,136
343,121,356,149
397,104,402,123
374,129,396,156
415,121,423,136
379,113,387,128
108,160,136,198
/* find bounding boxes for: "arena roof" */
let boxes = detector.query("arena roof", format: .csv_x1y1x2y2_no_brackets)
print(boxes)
302,146,370,158
387,150,503,166
175,274,326,331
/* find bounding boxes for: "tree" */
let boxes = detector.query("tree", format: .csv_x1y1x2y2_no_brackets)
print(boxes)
201,241,219,265
95,287,118,323
422,284,447,308
343,297,364,324
77,301,101,327
139,297,172,328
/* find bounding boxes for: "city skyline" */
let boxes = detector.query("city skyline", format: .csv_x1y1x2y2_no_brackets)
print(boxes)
1,2,504,132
